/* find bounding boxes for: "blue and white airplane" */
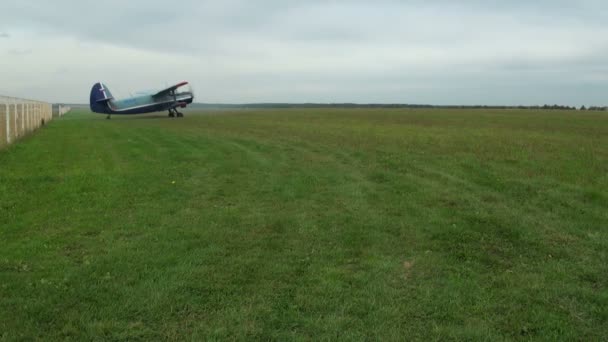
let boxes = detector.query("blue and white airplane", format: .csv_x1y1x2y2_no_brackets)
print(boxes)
89,81,194,119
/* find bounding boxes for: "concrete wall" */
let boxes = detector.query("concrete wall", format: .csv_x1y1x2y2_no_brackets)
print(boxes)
0,103,6,149
52,104,71,118
1,96,54,149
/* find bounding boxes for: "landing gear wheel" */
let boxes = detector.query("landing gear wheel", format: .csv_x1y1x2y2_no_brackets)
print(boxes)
168,111,175,118
177,112,184,118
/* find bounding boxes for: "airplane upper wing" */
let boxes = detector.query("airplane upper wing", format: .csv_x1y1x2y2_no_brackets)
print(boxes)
151,81,189,98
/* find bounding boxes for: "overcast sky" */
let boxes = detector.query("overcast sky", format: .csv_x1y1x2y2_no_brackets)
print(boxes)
1,0,607,105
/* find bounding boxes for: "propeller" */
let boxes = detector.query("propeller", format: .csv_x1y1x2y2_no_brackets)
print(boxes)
189,83,195,101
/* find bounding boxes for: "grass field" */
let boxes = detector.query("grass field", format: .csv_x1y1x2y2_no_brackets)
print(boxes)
1,108,607,340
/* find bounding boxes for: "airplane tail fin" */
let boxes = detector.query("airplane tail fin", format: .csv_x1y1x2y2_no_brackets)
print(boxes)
89,82,114,113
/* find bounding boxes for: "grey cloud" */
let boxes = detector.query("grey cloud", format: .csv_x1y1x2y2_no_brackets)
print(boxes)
0,32,9,38
7,49,32,56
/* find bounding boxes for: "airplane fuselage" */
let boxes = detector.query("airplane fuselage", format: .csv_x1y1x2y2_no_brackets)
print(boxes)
107,92,194,115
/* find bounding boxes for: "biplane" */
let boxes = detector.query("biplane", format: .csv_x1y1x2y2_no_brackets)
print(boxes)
89,81,194,119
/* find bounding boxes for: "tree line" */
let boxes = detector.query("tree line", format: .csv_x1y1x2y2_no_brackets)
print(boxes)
579,105,607,111
190,103,607,110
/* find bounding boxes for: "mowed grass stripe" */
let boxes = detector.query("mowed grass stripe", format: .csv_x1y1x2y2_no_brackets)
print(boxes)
0,109,607,340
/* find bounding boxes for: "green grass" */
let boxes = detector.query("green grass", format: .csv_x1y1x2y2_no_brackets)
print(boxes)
1,108,607,340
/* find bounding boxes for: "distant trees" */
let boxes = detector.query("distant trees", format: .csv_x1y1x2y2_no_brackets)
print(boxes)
540,104,576,110
190,103,605,111
579,105,607,111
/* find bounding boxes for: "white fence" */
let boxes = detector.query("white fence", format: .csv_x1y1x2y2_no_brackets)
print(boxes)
0,96,54,149
57,105,71,117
